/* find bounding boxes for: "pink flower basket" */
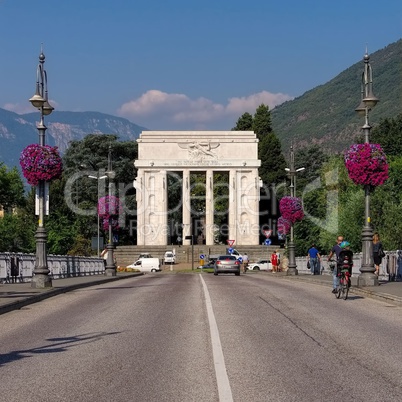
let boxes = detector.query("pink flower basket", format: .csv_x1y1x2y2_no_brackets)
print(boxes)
277,216,291,235
344,143,388,186
19,144,63,186
98,196,122,231
279,196,304,223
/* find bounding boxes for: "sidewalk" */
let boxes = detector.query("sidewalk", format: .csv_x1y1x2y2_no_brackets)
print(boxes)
1,270,402,316
0,272,143,316
277,272,402,305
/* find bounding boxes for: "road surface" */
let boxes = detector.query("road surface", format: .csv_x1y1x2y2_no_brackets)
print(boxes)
1,273,402,401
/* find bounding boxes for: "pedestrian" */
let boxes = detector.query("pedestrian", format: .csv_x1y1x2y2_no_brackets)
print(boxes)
328,235,344,294
373,232,385,276
397,250,402,281
307,244,321,275
271,250,279,273
242,253,249,273
177,235,182,247
101,248,108,268
276,250,281,272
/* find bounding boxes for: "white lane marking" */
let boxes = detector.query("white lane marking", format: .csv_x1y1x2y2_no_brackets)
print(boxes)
199,274,234,402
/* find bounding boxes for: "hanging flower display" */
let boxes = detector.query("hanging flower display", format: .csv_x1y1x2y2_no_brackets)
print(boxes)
277,216,291,235
98,196,122,231
19,144,63,186
98,196,122,217
101,216,120,232
344,143,389,186
279,196,304,223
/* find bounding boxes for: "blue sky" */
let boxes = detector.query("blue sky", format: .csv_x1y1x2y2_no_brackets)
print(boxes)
0,0,401,131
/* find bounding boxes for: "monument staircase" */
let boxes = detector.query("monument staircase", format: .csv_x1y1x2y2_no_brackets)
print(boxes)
114,244,283,267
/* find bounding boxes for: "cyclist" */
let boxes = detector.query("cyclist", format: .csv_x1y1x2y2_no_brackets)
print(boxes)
337,241,353,289
328,235,344,294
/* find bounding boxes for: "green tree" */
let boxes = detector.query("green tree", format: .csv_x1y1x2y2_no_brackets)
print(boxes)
62,134,138,252
232,112,253,131
370,114,402,156
0,213,34,252
252,104,273,142
0,163,26,213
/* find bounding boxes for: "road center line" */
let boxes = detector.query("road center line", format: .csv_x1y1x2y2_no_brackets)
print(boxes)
199,274,234,402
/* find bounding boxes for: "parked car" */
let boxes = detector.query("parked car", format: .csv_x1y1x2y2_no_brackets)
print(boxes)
164,251,176,264
214,255,241,276
248,259,272,271
138,253,152,259
127,258,161,272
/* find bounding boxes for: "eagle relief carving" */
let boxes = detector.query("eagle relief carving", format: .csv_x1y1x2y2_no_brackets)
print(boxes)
178,141,220,161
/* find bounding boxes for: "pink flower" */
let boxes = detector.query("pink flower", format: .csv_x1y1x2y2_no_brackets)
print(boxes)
98,196,122,231
279,196,304,223
277,216,291,235
344,143,388,186
19,144,63,186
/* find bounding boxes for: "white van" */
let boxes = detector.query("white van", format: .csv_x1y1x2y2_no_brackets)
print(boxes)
164,251,176,264
127,258,161,272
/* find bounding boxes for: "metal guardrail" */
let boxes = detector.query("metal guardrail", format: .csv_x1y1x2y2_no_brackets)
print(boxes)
0,253,105,283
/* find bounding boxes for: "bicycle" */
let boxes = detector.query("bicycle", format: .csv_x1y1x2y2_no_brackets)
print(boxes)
336,267,351,300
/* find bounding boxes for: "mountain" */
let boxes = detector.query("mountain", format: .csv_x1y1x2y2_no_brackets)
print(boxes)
0,109,146,169
1,38,401,169
271,39,402,153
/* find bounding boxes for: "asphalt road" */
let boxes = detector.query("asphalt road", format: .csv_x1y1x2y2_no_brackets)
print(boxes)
1,273,402,402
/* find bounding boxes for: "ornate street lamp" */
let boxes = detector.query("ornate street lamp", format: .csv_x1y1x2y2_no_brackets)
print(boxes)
105,145,117,276
285,146,305,276
88,171,108,257
29,48,54,289
355,50,379,287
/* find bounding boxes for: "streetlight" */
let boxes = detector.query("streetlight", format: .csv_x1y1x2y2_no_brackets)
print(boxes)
355,50,379,287
29,48,54,289
88,171,107,257
105,145,117,276
284,146,305,276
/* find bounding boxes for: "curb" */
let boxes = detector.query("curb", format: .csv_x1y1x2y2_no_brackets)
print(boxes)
0,273,143,316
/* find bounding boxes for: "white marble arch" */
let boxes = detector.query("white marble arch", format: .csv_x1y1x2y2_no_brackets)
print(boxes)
134,131,262,246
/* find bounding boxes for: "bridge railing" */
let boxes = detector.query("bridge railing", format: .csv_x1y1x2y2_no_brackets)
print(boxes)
0,252,105,283
296,251,401,280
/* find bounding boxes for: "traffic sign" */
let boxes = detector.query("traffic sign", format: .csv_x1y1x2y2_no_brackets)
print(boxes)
200,254,205,259
227,239,235,247
263,229,272,238
228,247,234,254
264,239,272,246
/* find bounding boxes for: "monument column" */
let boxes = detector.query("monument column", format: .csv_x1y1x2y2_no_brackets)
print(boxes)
228,169,238,243
182,169,191,245
143,169,168,245
134,170,145,245
205,169,214,245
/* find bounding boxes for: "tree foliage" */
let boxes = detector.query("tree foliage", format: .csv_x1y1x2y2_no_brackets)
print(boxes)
232,112,253,131
0,163,25,212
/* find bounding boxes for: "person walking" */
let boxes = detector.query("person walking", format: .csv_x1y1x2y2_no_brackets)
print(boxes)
373,232,384,276
307,244,321,275
271,250,279,273
328,235,344,294
242,253,249,273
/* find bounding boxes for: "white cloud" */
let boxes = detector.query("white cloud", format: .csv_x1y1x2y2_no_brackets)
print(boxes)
3,99,59,115
117,89,294,130
3,103,35,115
226,91,294,114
